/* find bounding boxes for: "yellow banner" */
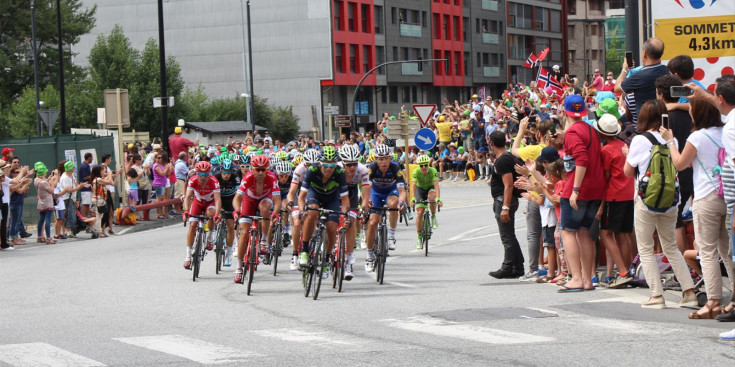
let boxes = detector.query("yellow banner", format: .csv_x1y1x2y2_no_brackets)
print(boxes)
654,15,735,59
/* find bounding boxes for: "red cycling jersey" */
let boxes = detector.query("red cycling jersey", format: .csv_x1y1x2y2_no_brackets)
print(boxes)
237,171,280,200
187,175,221,203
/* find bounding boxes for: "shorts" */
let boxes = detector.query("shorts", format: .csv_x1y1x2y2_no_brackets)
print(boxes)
174,179,186,198
676,190,693,229
600,200,634,233
189,199,216,222
560,198,601,232
453,161,466,171
542,225,556,248
305,190,341,223
347,185,359,209
238,195,273,224
463,136,473,150
370,188,399,214
152,185,165,198
414,187,434,208
55,209,66,220
221,196,235,219
128,189,139,204
80,191,92,206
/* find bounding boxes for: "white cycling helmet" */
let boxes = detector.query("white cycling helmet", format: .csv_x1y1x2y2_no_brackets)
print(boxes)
275,161,292,174
374,144,391,157
339,145,361,162
303,149,321,164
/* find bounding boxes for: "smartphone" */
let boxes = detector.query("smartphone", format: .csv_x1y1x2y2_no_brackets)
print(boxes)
625,51,633,67
670,86,693,98
662,114,669,129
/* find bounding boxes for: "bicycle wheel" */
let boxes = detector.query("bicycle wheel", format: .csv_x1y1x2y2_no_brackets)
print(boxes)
247,230,258,295
272,223,282,276
303,233,317,297
402,211,409,227
374,225,383,283
424,212,431,257
337,229,346,292
331,230,340,289
214,223,224,274
312,229,325,300
192,231,202,282
378,224,387,285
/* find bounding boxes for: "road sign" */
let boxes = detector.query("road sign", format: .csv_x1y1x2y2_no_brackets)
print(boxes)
324,105,339,115
335,115,351,128
153,97,175,108
38,109,60,136
413,104,437,126
104,89,131,128
414,128,437,151
386,119,421,140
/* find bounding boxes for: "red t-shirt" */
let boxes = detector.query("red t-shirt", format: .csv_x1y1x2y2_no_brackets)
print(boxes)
554,179,564,220
562,121,605,200
168,135,196,161
601,139,635,202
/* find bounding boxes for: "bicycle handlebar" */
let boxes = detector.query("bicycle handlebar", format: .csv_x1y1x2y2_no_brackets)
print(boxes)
183,214,210,226
415,200,441,212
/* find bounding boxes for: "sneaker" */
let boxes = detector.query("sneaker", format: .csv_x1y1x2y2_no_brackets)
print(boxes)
591,276,599,287
234,269,243,283
344,263,354,280
3,246,16,251
679,292,699,309
206,240,214,251
537,269,548,277
290,255,299,270
600,276,614,287
321,266,330,279
662,276,682,291
66,232,76,239
388,237,397,250
609,274,633,289
720,329,735,341
365,258,375,273
641,296,666,309
431,215,438,229
298,252,309,267
359,235,366,249
259,241,269,255
415,238,423,249
183,257,192,269
224,254,232,267
518,271,539,281
20,232,32,239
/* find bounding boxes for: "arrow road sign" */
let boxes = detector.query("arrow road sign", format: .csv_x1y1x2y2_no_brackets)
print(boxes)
324,106,339,115
413,104,437,126
414,128,437,151
335,115,351,128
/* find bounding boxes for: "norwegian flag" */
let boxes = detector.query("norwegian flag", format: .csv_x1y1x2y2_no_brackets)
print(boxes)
536,47,550,63
537,67,563,95
523,53,538,68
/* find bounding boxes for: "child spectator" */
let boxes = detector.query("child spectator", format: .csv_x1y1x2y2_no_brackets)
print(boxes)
127,167,140,204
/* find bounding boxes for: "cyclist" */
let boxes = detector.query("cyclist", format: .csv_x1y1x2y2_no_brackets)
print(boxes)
338,145,371,280
235,154,251,180
232,155,282,283
274,160,293,243
214,158,239,266
364,144,407,272
286,149,320,270
410,155,442,248
182,161,222,270
298,146,351,279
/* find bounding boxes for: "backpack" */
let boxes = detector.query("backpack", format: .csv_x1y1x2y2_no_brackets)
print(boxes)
637,132,679,213
695,130,725,198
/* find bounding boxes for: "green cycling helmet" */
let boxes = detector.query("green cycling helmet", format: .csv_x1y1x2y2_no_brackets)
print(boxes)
321,146,337,161
416,155,431,165
221,158,233,171
277,151,288,161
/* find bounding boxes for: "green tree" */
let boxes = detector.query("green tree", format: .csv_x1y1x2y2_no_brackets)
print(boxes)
606,37,624,75
268,105,299,142
87,24,138,94
6,85,60,137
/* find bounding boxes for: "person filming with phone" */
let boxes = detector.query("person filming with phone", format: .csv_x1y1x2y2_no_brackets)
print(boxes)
615,38,669,119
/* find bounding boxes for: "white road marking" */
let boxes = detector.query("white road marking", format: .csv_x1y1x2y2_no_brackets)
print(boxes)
383,315,553,344
0,343,105,367
253,328,354,346
386,281,418,288
449,226,491,241
113,335,262,364
117,223,179,236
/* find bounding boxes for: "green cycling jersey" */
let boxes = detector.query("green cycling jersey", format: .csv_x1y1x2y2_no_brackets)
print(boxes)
412,166,438,190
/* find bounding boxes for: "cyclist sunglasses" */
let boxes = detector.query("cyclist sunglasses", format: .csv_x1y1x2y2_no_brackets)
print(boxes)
221,170,232,174
239,165,250,169
197,173,210,177
344,162,358,167
254,168,267,172
321,163,337,168
419,164,429,167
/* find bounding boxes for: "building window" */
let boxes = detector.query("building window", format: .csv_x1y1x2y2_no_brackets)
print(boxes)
363,45,371,72
389,86,398,103
610,0,625,9
401,47,409,61
402,87,411,103
347,2,356,31
591,50,598,60
568,24,575,38
334,1,342,31
567,0,576,15
434,50,442,75
550,10,561,33
335,43,344,73
590,24,598,36
381,87,387,103
445,51,452,76
443,15,450,39
509,3,532,29
551,39,562,62
349,44,357,73
374,5,383,34
361,4,370,33
464,51,469,77
433,13,441,39
412,86,418,102
476,52,481,68
454,16,461,41
422,11,427,27
568,50,575,63
454,51,461,76
376,46,385,74
391,7,397,24
589,0,602,11
463,17,469,42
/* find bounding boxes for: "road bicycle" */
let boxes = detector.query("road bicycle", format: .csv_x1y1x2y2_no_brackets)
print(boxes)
370,206,399,285
236,214,269,296
267,209,291,276
184,214,210,282
331,214,352,292
303,207,347,300
212,210,233,274
415,201,439,257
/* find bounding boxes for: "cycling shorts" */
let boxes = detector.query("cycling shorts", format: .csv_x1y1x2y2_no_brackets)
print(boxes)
238,196,273,224
189,200,216,222
414,187,435,208
305,190,341,223
370,188,399,214
347,185,359,209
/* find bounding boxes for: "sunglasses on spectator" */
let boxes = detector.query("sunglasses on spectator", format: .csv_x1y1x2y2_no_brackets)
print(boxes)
197,173,210,177
254,168,267,172
344,162,358,167
321,163,336,168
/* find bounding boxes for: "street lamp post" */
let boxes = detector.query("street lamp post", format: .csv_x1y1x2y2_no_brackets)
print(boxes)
31,0,41,136
157,0,169,151
239,0,255,136
55,0,66,134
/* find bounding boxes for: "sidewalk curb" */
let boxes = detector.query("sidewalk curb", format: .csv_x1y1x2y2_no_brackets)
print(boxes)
117,217,183,235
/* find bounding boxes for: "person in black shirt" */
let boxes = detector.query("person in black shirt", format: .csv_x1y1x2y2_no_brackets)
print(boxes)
616,38,669,118
487,131,525,279
215,159,240,267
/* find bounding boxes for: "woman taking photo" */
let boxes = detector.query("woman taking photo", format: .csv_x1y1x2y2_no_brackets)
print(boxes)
662,99,735,318
34,162,59,244
90,166,114,238
624,100,696,310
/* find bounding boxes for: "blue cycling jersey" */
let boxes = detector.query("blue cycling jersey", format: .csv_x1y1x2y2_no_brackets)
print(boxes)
367,161,405,194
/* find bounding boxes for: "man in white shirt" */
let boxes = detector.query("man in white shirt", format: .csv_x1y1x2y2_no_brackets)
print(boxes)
58,161,89,236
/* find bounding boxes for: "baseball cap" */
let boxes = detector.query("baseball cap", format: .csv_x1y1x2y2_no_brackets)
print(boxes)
596,99,621,120
552,65,560,71
2,147,14,156
152,144,162,150
439,115,445,122
594,114,622,136
564,95,587,118
536,146,560,163
472,94,479,99
174,126,182,134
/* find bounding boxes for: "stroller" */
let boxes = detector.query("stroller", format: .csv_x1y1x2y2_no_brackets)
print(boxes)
72,208,99,239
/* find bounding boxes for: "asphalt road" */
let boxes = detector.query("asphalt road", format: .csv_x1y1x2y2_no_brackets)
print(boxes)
1,182,733,366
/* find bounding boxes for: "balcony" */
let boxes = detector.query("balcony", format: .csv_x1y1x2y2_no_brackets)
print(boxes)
482,33,499,44
399,23,422,37
481,0,498,11
401,63,423,76
483,66,500,78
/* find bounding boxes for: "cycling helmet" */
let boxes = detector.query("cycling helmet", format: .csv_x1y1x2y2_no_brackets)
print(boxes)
220,158,233,171
374,144,391,157
322,146,337,161
232,154,241,162
275,161,292,174
339,145,360,162
195,161,212,173
251,155,270,168
366,152,376,163
416,155,431,165
391,153,399,161
292,154,304,166
268,152,278,161
303,149,321,164
240,154,250,165
210,156,219,165
277,151,288,161
270,157,282,167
